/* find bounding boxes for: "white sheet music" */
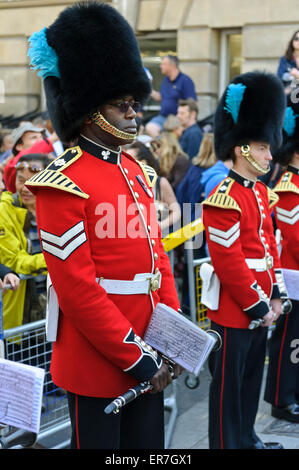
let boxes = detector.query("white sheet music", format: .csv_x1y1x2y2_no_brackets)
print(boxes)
0,358,45,433
144,303,216,376
282,268,299,301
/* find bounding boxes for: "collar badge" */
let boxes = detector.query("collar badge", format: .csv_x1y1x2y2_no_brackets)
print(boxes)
101,150,111,160
54,158,66,166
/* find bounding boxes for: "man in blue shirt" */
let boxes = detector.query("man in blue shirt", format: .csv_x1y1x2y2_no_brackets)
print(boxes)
146,55,197,138
177,98,203,159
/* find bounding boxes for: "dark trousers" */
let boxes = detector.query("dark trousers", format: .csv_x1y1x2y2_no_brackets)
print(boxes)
67,389,164,449
208,321,268,449
264,300,299,406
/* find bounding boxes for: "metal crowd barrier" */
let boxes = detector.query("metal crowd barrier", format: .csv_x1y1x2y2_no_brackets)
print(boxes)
187,252,211,329
0,318,70,449
163,249,177,449
162,221,211,390
185,252,211,389
0,428,38,449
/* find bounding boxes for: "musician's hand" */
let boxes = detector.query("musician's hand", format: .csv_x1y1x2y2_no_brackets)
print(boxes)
150,363,172,393
172,363,184,379
261,310,274,327
270,298,283,321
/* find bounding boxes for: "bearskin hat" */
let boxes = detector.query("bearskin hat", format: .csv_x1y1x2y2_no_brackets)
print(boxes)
214,70,286,161
28,1,151,144
273,95,299,165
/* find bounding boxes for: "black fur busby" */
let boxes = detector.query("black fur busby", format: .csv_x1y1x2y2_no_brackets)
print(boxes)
28,1,151,143
273,96,299,165
214,70,286,161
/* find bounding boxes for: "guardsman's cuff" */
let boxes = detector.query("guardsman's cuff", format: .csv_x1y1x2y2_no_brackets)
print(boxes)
123,329,162,382
243,282,271,319
271,284,281,300
274,269,288,300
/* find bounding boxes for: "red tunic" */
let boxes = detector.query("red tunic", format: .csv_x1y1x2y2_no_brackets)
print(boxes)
273,166,299,271
202,169,282,329
26,136,180,397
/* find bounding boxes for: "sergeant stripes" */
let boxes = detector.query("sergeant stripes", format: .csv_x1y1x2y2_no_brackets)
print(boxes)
40,221,87,261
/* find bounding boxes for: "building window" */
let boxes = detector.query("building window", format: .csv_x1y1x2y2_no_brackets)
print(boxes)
137,33,176,121
218,30,243,97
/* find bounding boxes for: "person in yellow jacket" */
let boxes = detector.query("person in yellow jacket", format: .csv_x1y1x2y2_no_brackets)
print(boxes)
0,153,49,329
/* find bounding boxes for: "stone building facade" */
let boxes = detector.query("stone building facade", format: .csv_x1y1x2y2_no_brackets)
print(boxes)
0,0,298,123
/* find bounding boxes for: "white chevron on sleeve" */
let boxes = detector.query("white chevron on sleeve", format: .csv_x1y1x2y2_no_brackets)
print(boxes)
40,221,87,260
276,205,299,225
208,221,240,248
40,221,84,247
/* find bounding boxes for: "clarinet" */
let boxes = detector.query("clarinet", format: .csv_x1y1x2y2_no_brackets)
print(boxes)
104,381,153,415
248,299,293,330
104,354,175,415
104,330,222,415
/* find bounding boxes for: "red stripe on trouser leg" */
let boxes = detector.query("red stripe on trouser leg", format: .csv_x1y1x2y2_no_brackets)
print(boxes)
220,327,227,449
274,315,289,407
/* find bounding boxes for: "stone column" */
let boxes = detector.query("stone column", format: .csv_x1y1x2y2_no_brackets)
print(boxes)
112,0,140,29
177,27,219,121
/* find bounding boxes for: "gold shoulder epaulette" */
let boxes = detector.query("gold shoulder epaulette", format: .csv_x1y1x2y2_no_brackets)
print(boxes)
136,161,157,188
273,172,299,196
202,178,241,213
267,187,279,209
26,146,89,199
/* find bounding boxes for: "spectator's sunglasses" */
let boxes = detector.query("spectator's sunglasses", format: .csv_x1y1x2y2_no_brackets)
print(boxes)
15,162,42,172
107,100,141,114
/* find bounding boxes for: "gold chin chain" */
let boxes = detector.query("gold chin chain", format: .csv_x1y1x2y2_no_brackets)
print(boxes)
90,112,137,141
240,145,270,175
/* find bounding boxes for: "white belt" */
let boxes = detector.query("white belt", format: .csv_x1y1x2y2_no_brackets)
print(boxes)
245,256,273,271
96,271,162,295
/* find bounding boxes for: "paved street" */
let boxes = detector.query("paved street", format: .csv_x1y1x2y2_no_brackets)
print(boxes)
167,365,299,450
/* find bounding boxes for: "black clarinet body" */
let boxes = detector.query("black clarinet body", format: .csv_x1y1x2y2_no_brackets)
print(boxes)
104,329,222,415
104,381,152,415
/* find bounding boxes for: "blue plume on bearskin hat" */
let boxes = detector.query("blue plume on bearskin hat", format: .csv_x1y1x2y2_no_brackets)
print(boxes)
223,83,246,124
28,27,60,79
283,106,298,137
214,70,286,161
28,1,151,143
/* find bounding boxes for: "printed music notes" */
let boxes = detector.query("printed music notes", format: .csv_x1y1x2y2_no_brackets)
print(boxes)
144,303,216,376
0,358,45,433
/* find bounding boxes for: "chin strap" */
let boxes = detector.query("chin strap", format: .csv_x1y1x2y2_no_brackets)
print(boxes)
90,111,137,141
241,145,270,175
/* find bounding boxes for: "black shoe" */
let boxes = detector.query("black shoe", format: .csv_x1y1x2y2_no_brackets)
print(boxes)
272,403,299,423
248,441,284,449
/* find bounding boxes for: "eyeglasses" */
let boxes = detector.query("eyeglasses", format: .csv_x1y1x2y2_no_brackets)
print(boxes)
108,100,141,114
15,162,42,172
294,36,299,41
